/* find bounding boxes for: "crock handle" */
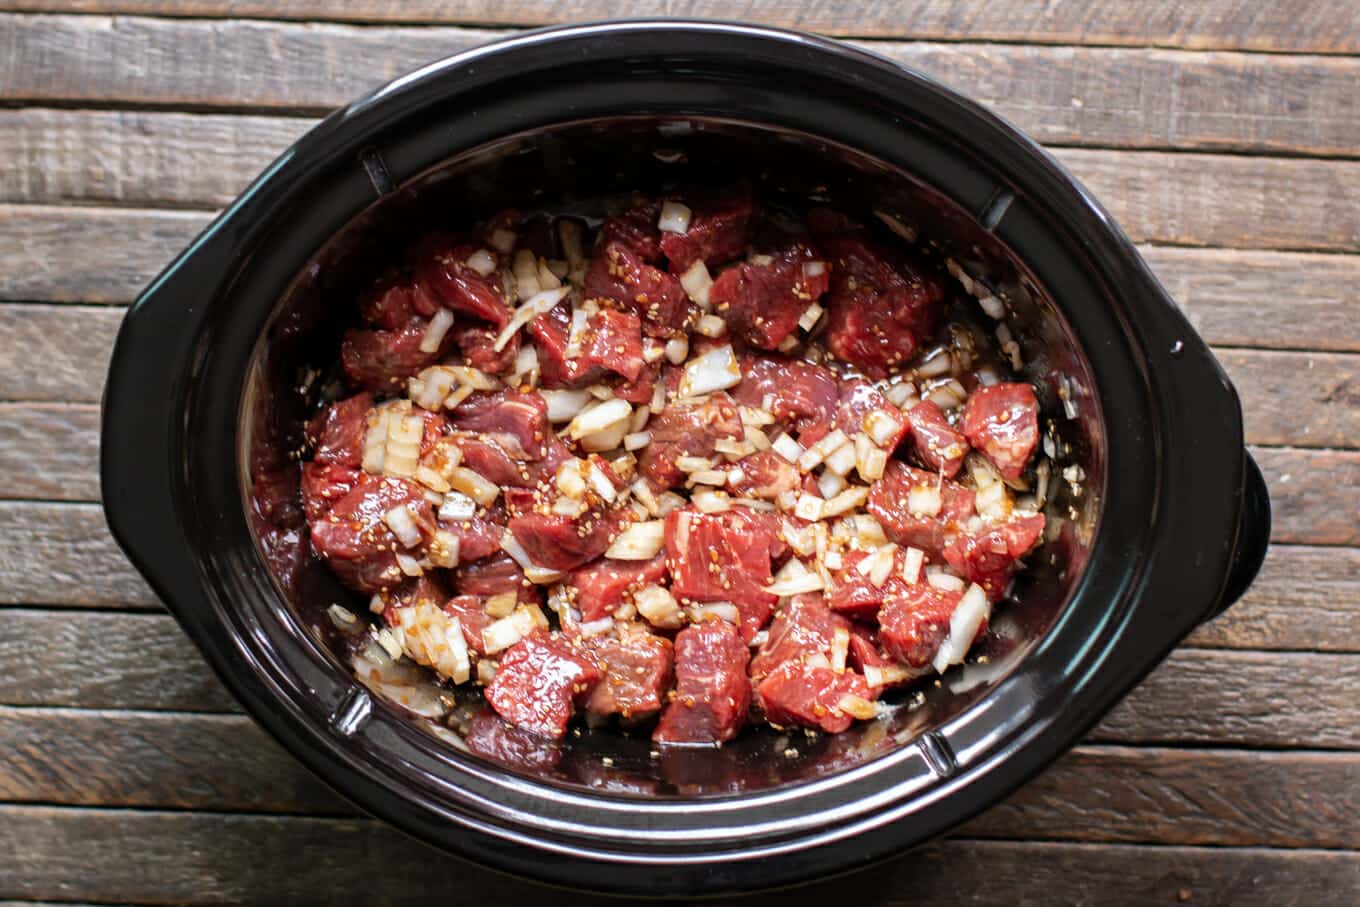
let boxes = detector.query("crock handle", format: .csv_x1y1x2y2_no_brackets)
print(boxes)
1203,452,1271,622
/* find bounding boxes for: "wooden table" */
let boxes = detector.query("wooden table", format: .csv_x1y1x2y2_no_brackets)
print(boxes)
1,3,1357,904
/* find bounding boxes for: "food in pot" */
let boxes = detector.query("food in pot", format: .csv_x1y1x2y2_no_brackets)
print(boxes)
300,188,1047,744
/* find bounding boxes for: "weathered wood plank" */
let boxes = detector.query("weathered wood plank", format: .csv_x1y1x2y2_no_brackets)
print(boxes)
1187,544,1360,652
0,502,157,607
2,806,1356,906
3,608,1355,747
5,1,1360,54
4,703,1354,848
3,15,1360,154
4,301,1358,450
6,111,1360,254
1253,447,1360,547
0,403,100,500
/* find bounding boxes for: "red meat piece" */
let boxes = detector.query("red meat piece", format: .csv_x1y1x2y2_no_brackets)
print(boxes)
611,358,659,404
584,628,674,721
731,355,839,435
905,399,969,478
485,630,601,740
756,661,875,734
600,199,663,263
867,461,977,558
441,594,495,656
439,505,505,564
462,709,562,773
447,432,573,489
508,506,629,573
455,553,538,605
727,450,800,501
653,618,751,744
658,185,754,274
638,392,743,488
748,594,848,683
340,321,444,392
449,389,551,459
834,380,910,452
412,235,511,329
568,555,669,622
820,236,945,378
379,574,451,625
943,512,1046,601
308,475,435,593
452,321,518,375
878,583,962,668
665,506,778,641
585,241,689,338
530,302,645,386
306,393,373,467
360,274,440,330
708,238,829,349
846,628,913,693
827,548,907,622
961,382,1040,481
299,461,363,522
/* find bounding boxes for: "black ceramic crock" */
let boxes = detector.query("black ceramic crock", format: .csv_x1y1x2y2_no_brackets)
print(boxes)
101,20,1271,897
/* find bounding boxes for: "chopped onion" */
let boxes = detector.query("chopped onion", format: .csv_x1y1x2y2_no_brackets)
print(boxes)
448,467,499,507
489,228,517,254
555,461,588,500
656,491,687,517
558,219,584,274
865,663,914,688
798,429,848,472
802,260,826,278
464,248,497,277
822,441,857,476
837,695,879,721
856,543,898,588
863,410,903,447
394,604,471,684
484,592,518,619
679,259,714,309
586,460,618,502
426,529,461,568
327,603,358,628
902,546,925,585
361,407,389,474
679,344,742,398
884,380,919,409
688,468,729,487
383,505,423,548
739,406,777,428
976,480,1011,520
419,308,455,354
567,397,632,441
553,495,587,518
536,258,561,290
693,314,727,338
415,465,451,493
777,334,800,353
925,566,965,592
908,485,942,517
749,253,774,267
925,378,968,411
797,302,824,332
771,433,804,464
512,249,540,301
476,659,499,686
764,558,824,596
665,335,689,365
482,604,549,655
857,445,888,482
830,626,850,673
818,469,847,499
578,617,615,638
500,531,565,584
782,521,816,557
822,487,870,518
438,490,477,522
565,303,591,360
541,388,592,423
635,585,684,630
630,479,660,516
494,286,571,352
642,339,666,364
932,583,990,672
794,494,824,522
606,520,665,560
511,344,540,387
977,294,1006,319
687,601,739,625
395,551,424,577
915,347,953,379
692,488,732,513
624,431,652,451
745,426,772,451
875,210,917,242
658,200,692,234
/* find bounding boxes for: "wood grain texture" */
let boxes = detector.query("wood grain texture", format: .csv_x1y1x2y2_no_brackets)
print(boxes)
0,502,157,607
6,110,1360,253
4,15,1360,154
6,0,1360,53
2,806,1357,906
0,403,100,500
3,703,1355,849
3,608,1354,748
1253,447,1360,546
4,305,1359,447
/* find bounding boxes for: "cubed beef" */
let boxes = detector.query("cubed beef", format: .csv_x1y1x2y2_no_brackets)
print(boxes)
585,241,689,337
867,461,977,558
531,302,646,386
508,505,629,573
340,321,445,392
833,379,910,452
748,594,847,683
462,709,562,773
308,475,436,593
439,506,505,564
943,512,1046,601
360,276,440,330
584,627,674,721
299,461,363,522
455,553,539,605
732,355,839,435
600,199,663,263
905,399,969,477
961,382,1040,480
447,431,573,489
412,235,511,329
653,618,751,744
846,628,913,693
728,450,800,500
581,308,646,382
665,506,778,641
658,185,754,274
441,594,496,656
709,238,829,350
820,236,945,378
449,389,551,459
485,630,601,740
878,583,961,668
755,661,875,734
379,573,451,624
612,358,659,404
826,548,907,622
452,321,518,375
306,393,373,467
638,392,744,488
568,555,669,622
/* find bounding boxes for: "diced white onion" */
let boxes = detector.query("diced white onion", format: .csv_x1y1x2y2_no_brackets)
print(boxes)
908,485,942,517
489,228,517,254
739,406,777,428
500,531,566,584
798,429,848,472
494,285,571,352
484,591,518,619
642,339,666,364
926,566,966,592
394,604,470,684
864,410,903,448
536,258,561,290
822,487,870,519
605,520,665,560
448,467,499,507
636,584,684,630
764,558,825,596
656,491,687,516
822,442,856,477
865,663,914,688
482,605,549,655
396,551,424,576
857,445,888,482
586,460,617,502
382,505,423,548
794,494,824,522
797,302,824,332
680,259,714,309
884,380,919,408
464,249,498,277
856,543,898,588
658,200,693,234
438,490,477,523
915,348,954,379
925,378,968,411
818,470,847,499
976,480,1011,520
541,388,591,423
837,695,878,721
782,521,816,557
624,431,652,451
688,469,729,487
932,583,991,673
875,210,917,243
902,546,925,585
428,530,461,568
687,601,739,625
512,249,540,301
679,344,742,398
567,398,632,442
665,335,690,365
771,433,804,464
830,626,850,673
694,314,727,338
565,304,590,359
978,294,1006,319
692,487,732,513
418,308,455,354
511,344,540,387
